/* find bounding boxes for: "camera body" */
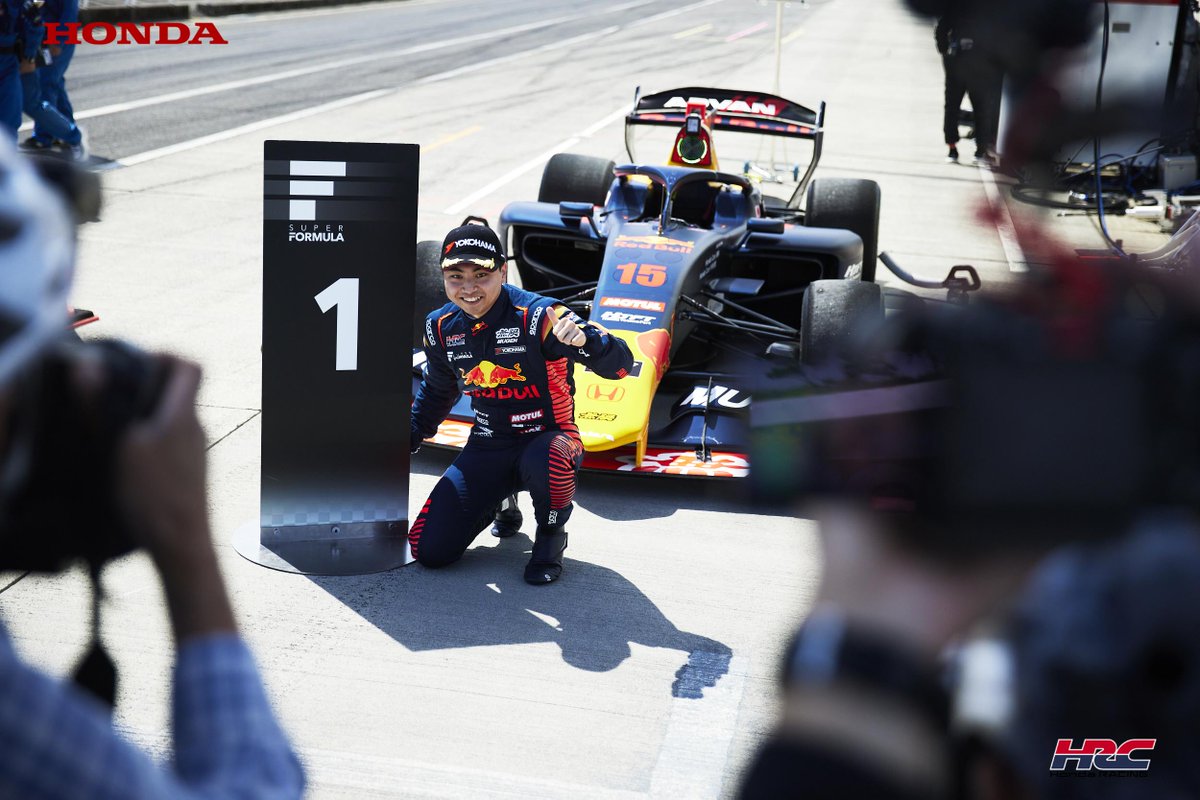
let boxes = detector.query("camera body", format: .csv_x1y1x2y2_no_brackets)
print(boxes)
750,263,1200,556
0,337,168,573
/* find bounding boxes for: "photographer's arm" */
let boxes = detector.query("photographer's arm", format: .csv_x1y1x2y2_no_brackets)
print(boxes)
740,505,1035,799
117,360,234,641
116,359,306,796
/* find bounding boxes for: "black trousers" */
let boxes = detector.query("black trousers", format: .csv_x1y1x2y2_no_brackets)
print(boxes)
942,51,1002,154
410,431,583,568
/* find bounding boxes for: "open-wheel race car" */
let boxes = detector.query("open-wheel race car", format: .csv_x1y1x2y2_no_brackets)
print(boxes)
412,86,978,477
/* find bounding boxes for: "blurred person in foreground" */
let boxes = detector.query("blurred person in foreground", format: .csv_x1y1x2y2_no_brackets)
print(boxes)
739,243,1200,798
0,140,304,797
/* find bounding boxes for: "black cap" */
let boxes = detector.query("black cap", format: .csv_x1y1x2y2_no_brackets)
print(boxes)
440,224,506,270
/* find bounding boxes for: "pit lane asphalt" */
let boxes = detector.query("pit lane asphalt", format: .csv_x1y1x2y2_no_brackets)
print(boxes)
1,0,1172,797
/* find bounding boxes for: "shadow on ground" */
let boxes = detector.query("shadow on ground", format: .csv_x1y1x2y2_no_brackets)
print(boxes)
308,535,731,699
411,449,772,523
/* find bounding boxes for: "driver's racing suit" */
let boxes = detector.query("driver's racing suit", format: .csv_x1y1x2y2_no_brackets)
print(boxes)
410,283,633,569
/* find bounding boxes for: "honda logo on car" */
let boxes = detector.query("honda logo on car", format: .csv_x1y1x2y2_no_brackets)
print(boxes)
587,384,625,402
600,297,666,312
600,310,656,326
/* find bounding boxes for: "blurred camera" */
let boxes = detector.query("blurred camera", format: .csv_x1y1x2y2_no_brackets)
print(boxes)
0,337,169,573
749,260,1200,556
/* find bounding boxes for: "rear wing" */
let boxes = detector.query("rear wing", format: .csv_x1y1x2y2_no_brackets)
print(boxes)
625,86,826,207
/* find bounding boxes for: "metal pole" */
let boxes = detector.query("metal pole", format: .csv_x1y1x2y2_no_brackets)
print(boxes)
771,1,784,171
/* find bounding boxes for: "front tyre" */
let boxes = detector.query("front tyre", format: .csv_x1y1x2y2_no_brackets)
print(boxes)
800,279,883,365
805,178,881,283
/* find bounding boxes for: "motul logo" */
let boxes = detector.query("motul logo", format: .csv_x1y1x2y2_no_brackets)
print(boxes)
45,22,229,46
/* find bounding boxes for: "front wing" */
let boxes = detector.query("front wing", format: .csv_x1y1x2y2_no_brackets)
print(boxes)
423,418,749,478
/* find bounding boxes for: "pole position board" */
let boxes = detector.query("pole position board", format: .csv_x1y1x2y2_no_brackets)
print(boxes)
234,140,418,575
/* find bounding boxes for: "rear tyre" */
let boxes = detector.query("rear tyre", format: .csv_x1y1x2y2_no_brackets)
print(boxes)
805,178,881,282
538,153,615,207
413,240,446,347
800,279,883,365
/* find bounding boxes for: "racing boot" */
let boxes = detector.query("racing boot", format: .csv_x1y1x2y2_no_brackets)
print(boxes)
491,494,523,538
524,524,567,585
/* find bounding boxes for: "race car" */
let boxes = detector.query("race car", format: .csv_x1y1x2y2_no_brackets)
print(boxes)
412,86,973,477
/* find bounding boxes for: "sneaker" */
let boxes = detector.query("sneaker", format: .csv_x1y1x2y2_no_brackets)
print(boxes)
20,137,52,151
973,152,996,168
946,145,959,163
67,128,89,163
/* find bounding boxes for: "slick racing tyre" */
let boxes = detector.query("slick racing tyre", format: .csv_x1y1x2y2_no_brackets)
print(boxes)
800,279,883,365
538,153,615,207
805,178,881,283
413,240,446,347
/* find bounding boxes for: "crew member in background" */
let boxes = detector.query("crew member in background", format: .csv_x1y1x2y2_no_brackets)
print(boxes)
21,0,79,154
410,223,633,584
0,0,38,140
17,0,84,160
937,11,1002,166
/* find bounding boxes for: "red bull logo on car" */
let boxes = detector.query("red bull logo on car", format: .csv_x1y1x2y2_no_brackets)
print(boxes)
460,361,526,389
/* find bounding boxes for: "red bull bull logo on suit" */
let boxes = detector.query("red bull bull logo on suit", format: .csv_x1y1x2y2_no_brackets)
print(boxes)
460,361,526,389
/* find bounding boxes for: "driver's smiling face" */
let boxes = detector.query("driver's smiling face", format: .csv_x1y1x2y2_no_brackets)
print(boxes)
443,260,507,318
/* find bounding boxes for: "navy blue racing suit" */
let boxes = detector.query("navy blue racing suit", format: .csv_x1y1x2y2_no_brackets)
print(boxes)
410,283,634,567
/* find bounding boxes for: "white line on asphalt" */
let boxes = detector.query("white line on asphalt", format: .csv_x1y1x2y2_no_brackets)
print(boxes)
35,0,661,129
632,0,726,28
649,654,747,799
111,0,710,169
117,89,391,167
417,26,621,85
979,165,1028,272
50,17,573,128
442,104,633,216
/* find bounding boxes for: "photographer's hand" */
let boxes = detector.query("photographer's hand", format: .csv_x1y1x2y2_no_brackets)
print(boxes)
116,358,236,643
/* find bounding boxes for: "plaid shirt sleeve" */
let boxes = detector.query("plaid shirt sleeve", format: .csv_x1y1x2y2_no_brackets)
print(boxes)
0,627,305,799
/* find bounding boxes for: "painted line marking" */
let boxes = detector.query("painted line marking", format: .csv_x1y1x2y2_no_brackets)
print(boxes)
423,126,483,154
649,654,746,799
782,26,805,44
418,26,620,85
32,0,660,131
631,0,725,28
673,22,713,39
20,17,569,133
726,21,768,42
117,89,391,167
443,104,632,216
110,0,715,169
979,166,1028,272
